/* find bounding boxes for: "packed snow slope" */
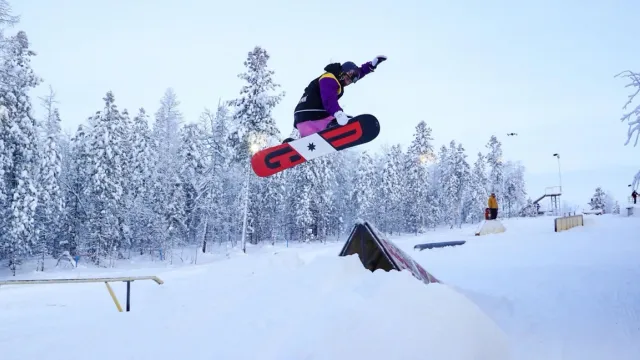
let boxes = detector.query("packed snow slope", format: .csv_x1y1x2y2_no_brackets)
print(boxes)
0,248,509,360
413,214,640,360
1,213,640,360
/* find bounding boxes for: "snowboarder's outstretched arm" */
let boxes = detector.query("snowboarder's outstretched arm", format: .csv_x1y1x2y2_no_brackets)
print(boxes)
317,55,387,123
358,55,388,80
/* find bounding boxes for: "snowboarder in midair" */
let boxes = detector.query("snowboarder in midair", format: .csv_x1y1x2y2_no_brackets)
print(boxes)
283,55,387,143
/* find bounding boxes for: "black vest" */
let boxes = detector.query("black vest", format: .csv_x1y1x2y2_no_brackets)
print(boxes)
293,63,344,126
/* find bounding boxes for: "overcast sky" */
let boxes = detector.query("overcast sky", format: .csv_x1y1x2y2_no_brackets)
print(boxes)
11,0,640,208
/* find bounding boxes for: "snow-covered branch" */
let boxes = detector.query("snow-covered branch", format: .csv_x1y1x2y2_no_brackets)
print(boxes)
615,70,640,146
632,170,640,191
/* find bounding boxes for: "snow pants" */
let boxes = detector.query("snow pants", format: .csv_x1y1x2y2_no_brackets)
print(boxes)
296,115,336,137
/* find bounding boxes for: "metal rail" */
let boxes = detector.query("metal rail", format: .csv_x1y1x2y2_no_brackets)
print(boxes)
0,275,164,312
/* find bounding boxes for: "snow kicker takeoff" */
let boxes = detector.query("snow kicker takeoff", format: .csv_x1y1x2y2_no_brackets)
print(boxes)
251,114,380,177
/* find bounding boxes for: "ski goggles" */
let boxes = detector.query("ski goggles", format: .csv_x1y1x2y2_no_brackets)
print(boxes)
341,69,360,84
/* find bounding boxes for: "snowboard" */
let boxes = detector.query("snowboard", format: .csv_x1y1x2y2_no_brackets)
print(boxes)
251,114,380,177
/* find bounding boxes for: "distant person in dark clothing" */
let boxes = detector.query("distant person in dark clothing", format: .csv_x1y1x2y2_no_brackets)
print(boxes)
633,190,638,204
488,193,498,219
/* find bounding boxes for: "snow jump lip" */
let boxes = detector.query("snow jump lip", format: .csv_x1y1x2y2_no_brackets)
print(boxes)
338,220,440,285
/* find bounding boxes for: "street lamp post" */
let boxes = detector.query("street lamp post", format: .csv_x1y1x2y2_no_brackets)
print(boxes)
553,153,562,194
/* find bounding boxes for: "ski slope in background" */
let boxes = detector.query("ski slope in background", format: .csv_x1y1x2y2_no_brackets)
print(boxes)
1,212,640,360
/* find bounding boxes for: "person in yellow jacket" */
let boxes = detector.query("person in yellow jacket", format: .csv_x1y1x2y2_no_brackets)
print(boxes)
487,193,498,220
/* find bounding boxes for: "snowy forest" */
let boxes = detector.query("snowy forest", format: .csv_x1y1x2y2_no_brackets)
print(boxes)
0,2,533,273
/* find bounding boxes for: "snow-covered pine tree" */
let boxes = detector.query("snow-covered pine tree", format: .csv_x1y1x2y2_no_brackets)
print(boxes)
277,127,307,244
287,162,314,242
613,201,621,215
328,150,355,236
502,161,527,218
404,121,435,233
454,142,472,225
520,198,538,217
253,169,286,245
54,131,72,254
84,91,129,266
153,88,183,161
485,135,504,197
604,190,617,214
34,86,64,270
38,85,61,136
0,106,8,223
440,141,471,228
228,46,285,248
379,144,405,234
228,45,285,161
203,103,237,250
435,144,451,226
589,187,607,212
308,155,337,242
351,151,376,223
468,152,489,223
0,30,42,274
178,123,208,245
150,88,187,261
423,153,442,230
0,1,20,216
129,108,154,253
61,124,91,257
117,108,134,253
367,150,386,226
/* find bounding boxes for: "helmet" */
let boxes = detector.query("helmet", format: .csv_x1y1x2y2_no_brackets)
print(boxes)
340,61,360,84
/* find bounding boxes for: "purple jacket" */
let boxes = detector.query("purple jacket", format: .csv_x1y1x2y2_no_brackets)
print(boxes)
318,61,375,115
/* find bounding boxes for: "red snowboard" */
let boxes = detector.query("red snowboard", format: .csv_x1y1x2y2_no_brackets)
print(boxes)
251,114,380,177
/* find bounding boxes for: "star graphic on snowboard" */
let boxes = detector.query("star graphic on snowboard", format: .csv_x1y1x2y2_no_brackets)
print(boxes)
307,142,316,151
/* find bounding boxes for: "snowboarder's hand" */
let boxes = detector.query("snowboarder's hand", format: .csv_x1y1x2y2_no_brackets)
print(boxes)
334,111,350,126
372,55,387,68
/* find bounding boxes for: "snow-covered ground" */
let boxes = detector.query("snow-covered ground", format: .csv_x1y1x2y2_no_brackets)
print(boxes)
1,211,640,360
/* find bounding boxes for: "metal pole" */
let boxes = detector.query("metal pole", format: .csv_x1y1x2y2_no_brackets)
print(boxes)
557,156,562,193
126,281,131,312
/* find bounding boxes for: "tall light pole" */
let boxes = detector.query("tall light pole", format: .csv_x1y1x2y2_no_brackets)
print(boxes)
553,153,562,193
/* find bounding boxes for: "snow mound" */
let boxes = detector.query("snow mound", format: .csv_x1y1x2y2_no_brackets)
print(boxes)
257,255,511,360
1,251,510,360
475,219,507,236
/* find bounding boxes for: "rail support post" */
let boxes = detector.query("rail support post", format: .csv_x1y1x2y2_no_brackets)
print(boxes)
105,282,123,312
126,280,131,312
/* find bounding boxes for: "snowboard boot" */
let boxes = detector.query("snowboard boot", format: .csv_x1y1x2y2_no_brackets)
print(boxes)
282,137,295,143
